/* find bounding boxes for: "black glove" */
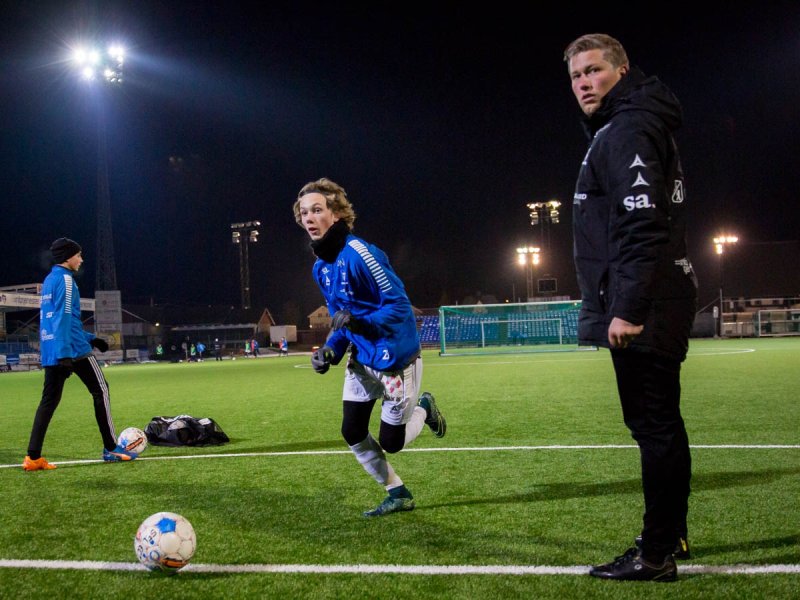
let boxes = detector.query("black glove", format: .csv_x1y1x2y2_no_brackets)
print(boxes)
311,346,335,374
90,337,109,352
331,310,368,335
57,357,74,369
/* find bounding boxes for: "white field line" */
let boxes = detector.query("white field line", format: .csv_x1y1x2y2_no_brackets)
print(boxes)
293,346,757,370
0,558,798,576
3,444,799,470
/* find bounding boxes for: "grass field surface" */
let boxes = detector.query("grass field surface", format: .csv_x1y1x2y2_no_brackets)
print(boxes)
1,337,798,598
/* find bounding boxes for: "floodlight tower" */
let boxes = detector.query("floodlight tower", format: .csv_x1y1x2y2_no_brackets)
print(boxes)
713,234,738,337
71,44,125,291
527,199,561,250
231,221,261,309
526,199,560,297
516,246,541,300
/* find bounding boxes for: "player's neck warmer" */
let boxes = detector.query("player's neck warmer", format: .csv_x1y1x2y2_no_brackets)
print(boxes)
310,219,349,263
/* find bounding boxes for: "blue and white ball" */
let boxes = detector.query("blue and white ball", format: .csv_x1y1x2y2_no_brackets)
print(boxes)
117,427,148,457
134,512,196,573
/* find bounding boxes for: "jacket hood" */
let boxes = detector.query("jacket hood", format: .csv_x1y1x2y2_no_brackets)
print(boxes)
583,66,683,137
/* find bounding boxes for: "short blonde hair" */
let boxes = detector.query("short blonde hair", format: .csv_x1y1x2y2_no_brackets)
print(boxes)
293,177,357,230
564,33,629,69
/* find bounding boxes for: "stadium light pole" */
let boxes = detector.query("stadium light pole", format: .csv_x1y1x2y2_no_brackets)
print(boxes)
516,246,540,301
231,221,261,309
713,234,738,337
527,200,561,250
71,43,125,292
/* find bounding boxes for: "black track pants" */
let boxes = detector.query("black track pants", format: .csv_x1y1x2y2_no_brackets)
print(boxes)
27,355,117,458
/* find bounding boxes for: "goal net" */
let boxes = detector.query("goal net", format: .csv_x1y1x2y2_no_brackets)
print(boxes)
756,309,800,337
435,300,593,356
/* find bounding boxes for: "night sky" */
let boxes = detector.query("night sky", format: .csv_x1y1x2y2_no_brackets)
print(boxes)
2,2,799,325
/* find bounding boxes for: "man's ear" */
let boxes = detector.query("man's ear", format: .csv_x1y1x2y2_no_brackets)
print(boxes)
619,64,629,77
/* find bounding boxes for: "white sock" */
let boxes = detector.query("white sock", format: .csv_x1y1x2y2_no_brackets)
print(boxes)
403,406,427,448
350,433,401,488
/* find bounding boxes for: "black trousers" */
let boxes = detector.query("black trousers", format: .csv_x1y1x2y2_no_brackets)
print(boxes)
27,355,117,459
611,349,691,560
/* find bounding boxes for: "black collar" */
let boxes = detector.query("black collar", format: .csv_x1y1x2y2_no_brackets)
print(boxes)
310,219,349,262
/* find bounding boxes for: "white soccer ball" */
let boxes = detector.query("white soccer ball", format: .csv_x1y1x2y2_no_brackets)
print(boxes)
117,427,148,456
134,512,196,574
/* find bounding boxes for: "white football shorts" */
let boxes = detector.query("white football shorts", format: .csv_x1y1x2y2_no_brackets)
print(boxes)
342,355,423,426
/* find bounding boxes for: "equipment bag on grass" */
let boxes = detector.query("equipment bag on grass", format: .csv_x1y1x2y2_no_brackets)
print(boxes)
145,415,230,446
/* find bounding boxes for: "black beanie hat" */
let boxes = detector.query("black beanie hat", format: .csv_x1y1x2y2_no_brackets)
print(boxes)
50,238,82,264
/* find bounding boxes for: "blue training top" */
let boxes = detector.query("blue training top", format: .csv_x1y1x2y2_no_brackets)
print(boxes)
313,233,420,371
39,265,95,366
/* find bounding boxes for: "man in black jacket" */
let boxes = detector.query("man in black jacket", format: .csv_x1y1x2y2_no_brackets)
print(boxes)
564,33,698,581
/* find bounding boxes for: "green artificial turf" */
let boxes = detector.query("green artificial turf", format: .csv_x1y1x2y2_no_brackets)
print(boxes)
1,337,798,598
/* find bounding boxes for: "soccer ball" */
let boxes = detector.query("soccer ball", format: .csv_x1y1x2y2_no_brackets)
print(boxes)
117,427,148,456
134,512,196,574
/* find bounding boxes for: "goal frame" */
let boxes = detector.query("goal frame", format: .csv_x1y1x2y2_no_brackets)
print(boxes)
437,300,595,356
755,309,800,337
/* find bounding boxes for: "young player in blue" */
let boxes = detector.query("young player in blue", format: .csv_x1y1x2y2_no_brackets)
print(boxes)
23,238,137,471
294,178,446,517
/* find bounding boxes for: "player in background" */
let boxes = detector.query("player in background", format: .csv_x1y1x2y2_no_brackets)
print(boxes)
564,34,697,581
293,178,446,516
23,238,137,471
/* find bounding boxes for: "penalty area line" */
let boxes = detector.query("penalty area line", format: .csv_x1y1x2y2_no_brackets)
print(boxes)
0,559,798,576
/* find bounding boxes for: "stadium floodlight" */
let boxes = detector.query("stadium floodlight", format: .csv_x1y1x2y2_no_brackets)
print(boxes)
71,44,125,84
527,200,561,227
516,246,541,300
231,221,261,309
713,235,739,255
713,234,738,337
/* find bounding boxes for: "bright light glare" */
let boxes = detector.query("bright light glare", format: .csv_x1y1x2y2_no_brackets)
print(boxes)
713,235,738,254
516,246,541,265
108,45,125,62
72,48,88,65
70,42,125,85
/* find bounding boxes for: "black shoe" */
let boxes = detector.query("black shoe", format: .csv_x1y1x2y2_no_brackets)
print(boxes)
418,392,446,438
635,535,691,560
589,547,677,582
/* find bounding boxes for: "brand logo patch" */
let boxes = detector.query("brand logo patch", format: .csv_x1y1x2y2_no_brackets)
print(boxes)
623,194,654,211
672,180,685,203
629,154,646,168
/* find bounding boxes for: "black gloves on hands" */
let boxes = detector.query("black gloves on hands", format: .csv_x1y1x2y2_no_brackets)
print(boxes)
330,310,368,336
311,346,335,374
90,337,109,352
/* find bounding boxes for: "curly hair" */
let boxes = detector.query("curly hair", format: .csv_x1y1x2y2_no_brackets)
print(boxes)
293,177,357,230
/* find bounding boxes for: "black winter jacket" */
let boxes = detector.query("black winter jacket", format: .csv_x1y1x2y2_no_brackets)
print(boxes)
572,67,698,361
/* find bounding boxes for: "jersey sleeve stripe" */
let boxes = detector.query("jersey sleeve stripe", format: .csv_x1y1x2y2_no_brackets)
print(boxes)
63,274,73,314
348,240,392,292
